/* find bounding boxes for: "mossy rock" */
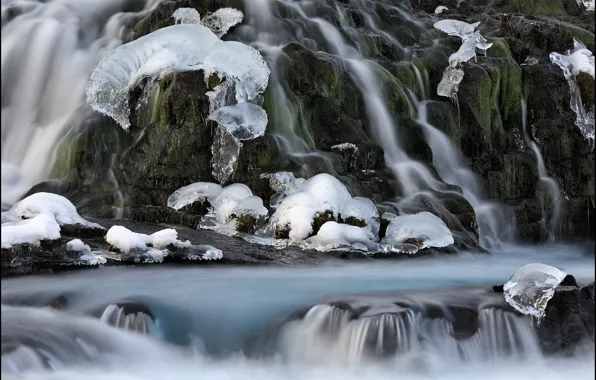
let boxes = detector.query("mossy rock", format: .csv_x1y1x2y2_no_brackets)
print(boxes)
60,224,106,239
340,216,367,228
232,214,258,234
312,210,336,235
576,72,595,109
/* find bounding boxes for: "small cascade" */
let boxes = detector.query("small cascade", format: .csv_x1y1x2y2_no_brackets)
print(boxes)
520,100,562,241
0,0,159,206
100,303,156,335
277,304,542,368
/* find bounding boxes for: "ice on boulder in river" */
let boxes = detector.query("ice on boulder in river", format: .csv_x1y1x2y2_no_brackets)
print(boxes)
1,214,61,249
304,221,378,252
382,211,454,249
150,228,191,249
437,66,465,98
201,8,244,38
66,239,91,253
208,103,268,140
261,171,306,209
503,263,567,321
301,173,352,216
167,182,223,211
550,39,595,143
172,8,200,24
106,226,149,253
2,192,103,229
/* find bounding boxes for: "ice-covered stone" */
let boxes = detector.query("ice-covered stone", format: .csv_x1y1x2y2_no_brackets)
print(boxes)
201,8,244,38
167,182,223,211
172,8,200,24
66,239,91,253
1,214,61,249
301,173,352,216
304,221,377,252
503,263,567,321
262,172,306,209
3,192,103,229
105,226,190,253
340,197,380,235
576,0,595,11
550,39,595,143
382,211,454,249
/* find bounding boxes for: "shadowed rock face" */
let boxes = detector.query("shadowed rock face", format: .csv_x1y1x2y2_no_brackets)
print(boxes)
32,0,594,245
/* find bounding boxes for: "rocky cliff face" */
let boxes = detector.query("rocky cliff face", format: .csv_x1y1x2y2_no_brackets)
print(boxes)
44,0,594,245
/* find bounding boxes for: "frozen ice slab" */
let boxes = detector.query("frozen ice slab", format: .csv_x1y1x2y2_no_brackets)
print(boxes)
503,263,567,321
382,211,454,249
167,182,223,211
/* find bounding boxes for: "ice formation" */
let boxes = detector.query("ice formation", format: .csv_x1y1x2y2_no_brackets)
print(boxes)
1,214,61,248
65,239,107,265
198,245,224,260
167,182,223,211
172,8,201,24
435,6,448,14
576,0,595,11
85,21,270,183
304,221,377,251
2,192,103,229
261,171,306,208
434,20,493,98
550,39,595,143
503,263,567,321
340,197,380,235
201,8,244,38
382,211,454,249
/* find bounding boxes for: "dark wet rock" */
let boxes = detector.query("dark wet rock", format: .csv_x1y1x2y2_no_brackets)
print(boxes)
538,282,596,355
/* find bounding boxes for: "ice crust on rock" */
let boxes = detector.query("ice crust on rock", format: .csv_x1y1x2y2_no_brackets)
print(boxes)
434,6,448,14
304,221,377,252
550,39,595,143
261,172,306,209
340,197,380,235
503,263,567,321
66,239,91,253
576,0,595,11
105,226,190,253
382,211,454,249
1,214,61,248
167,182,223,211
66,239,107,265
208,103,268,140
201,8,244,38
2,192,103,229
434,20,493,98
172,8,201,24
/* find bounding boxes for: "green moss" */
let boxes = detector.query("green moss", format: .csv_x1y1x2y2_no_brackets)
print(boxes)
497,58,524,129
502,0,566,15
258,151,272,168
562,23,595,48
233,214,258,234
101,182,116,193
486,38,512,58
312,210,335,235
322,63,343,104
341,216,367,228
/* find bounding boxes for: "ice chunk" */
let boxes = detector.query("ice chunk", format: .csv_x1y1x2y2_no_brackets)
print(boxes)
382,211,454,249
201,8,244,38
437,66,465,98
106,226,148,253
304,221,377,251
576,0,595,11
79,252,107,265
199,245,224,260
550,39,595,143
211,127,242,184
232,195,268,219
85,24,270,130
4,192,103,229
435,6,448,14
503,263,567,321
172,8,200,24
66,239,91,253
434,19,480,38
1,214,61,248
210,183,254,223
167,182,223,211
261,171,306,208
208,103,268,140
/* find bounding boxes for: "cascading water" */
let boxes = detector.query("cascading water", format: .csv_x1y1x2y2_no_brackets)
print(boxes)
520,100,561,242
0,0,160,205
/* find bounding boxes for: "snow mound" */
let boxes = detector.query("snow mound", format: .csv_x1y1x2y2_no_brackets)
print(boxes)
503,263,567,321
66,239,91,253
4,192,103,229
382,211,454,249
304,221,377,251
269,173,352,241
1,214,61,248
150,228,191,249
106,226,148,253
167,182,223,211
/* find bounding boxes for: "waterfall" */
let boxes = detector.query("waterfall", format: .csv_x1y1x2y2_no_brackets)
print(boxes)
100,303,156,335
278,304,542,368
520,100,562,242
0,0,159,205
